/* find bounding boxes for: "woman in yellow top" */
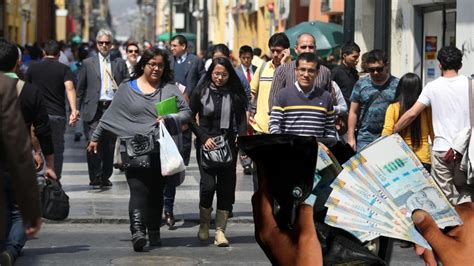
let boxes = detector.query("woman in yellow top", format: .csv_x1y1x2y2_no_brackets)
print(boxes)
382,73,434,172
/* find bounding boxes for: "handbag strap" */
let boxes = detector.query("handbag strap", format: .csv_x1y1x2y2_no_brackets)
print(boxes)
469,77,474,128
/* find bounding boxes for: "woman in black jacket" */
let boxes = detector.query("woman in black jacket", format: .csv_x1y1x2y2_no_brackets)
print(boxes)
190,57,248,247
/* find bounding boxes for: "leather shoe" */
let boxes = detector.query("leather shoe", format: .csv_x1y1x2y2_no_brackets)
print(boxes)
164,212,175,228
243,165,253,175
89,179,101,187
74,132,82,142
101,179,113,187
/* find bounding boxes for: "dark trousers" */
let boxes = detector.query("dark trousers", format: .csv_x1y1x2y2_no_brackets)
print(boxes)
196,136,238,211
48,115,67,179
87,105,116,183
126,167,165,231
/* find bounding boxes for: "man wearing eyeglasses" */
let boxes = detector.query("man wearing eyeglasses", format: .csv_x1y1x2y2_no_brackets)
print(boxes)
269,52,336,143
268,32,332,110
125,42,140,75
347,49,399,152
77,29,129,188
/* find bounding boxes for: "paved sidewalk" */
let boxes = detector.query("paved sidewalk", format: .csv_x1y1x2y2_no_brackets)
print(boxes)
57,128,255,224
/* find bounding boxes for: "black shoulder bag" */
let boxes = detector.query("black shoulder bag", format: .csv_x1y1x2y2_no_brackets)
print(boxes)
200,134,233,169
120,133,158,169
42,179,70,221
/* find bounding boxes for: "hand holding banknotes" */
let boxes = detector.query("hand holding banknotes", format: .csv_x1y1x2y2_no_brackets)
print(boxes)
412,203,474,266
252,174,322,266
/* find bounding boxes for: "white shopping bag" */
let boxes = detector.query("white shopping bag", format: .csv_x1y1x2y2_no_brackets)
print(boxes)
159,123,186,176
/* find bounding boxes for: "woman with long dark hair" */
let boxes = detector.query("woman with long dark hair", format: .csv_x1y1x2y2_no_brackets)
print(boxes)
87,48,191,251
382,73,433,171
190,57,247,247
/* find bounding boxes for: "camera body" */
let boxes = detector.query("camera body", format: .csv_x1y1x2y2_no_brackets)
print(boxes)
238,134,318,230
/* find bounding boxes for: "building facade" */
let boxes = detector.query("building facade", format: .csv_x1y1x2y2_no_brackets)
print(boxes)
354,0,474,83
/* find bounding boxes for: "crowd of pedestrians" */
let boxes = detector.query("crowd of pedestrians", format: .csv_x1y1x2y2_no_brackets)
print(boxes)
1,27,474,266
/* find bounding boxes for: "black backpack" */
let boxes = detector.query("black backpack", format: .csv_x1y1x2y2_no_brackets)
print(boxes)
41,179,70,220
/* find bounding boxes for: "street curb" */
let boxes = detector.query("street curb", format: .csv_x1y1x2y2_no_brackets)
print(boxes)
44,217,254,225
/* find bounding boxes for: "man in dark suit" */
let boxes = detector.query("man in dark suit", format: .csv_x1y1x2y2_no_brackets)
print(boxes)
165,34,205,228
77,29,129,188
235,45,258,84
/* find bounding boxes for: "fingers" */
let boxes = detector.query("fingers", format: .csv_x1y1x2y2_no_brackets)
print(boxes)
87,142,98,154
25,218,42,237
45,168,58,180
249,117,256,124
412,209,453,252
34,156,43,170
455,202,474,221
252,172,277,232
421,248,437,266
351,143,356,151
205,139,217,150
297,204,316,237
414,244,425,256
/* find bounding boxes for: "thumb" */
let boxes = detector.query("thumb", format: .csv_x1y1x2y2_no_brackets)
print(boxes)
412,209,453,252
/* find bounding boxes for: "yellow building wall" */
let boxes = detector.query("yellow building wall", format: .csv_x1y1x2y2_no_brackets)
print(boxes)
6,0,38,45
215,0,227,44
27,1,37,44
208,0,284,57
232,0,278,56
55,0,67,41
7,0,20,43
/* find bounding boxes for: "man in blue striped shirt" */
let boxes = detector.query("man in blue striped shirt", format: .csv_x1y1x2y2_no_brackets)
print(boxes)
269,53,336,143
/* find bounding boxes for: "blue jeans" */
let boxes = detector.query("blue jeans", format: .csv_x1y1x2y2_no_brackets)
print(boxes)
49,115,67,179
4,174,27,260
356,140,371,152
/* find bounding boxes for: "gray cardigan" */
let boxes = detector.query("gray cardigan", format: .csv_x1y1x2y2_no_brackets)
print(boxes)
91,80,191,142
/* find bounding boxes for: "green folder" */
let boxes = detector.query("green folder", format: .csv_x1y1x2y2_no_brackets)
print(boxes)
155,96,178,116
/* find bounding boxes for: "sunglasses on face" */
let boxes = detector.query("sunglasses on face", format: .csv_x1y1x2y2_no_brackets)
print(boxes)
98,41,111,46
367,66,385,73
127,50,138,54
299,45,315,50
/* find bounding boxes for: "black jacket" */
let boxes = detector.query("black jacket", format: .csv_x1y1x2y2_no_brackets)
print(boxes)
189,86,247,144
